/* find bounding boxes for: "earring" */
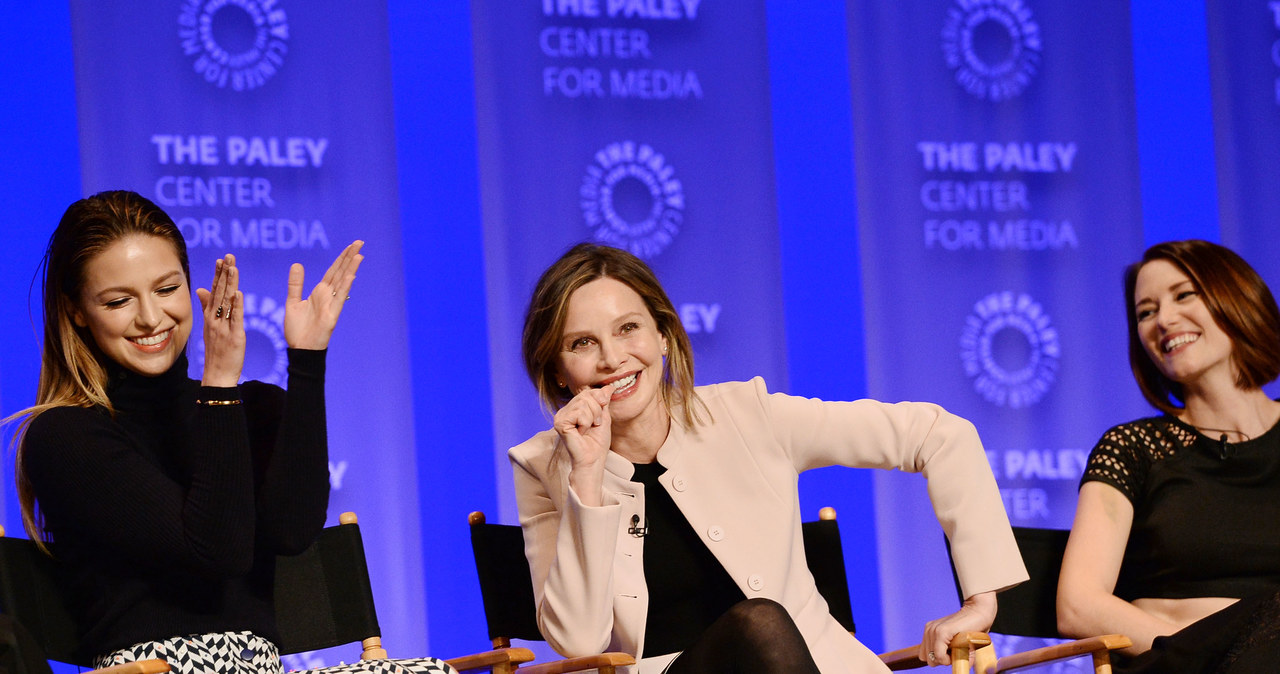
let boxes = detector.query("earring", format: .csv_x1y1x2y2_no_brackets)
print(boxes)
662,345,668,354
557,380,565,388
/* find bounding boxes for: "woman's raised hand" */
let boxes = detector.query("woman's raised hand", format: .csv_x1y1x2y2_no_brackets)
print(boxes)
195,254,246,388
284,240,364,350
554,386,614,506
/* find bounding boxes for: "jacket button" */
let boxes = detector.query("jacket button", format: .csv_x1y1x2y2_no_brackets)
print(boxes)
672,476,687,491
707,525,724,541
748,575,764,591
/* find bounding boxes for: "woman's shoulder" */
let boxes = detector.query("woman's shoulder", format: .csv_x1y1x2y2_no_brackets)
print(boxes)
509,428,560,467
25,404,108,438
1094,415,1195,461
1082,415,1196,502
22,405,112,470
692,377,769,407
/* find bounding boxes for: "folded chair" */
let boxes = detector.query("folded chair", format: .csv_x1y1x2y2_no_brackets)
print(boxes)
278,511,503,671
0,524,169,673
949,527,1131,674
803,508,991,673
467,508,988,674
1,513,479,673
461,511,633,674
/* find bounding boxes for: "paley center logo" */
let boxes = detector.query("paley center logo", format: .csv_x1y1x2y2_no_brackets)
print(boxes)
580,141,685,259
193,291,289,385
941,0,1041,102
179,0,289,92
960,290,1059,408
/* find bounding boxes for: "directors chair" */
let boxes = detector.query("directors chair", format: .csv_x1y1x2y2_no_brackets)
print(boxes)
467,508,988,674
0,524,169,673
949,527,1131,673
0,513,489,673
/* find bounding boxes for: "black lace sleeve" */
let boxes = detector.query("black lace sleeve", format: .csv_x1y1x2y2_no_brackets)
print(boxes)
1080,422,1152,503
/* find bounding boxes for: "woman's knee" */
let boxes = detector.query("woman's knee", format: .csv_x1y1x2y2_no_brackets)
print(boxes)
723,598,796,637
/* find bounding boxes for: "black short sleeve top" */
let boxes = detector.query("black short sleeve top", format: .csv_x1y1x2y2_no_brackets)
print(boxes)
1080,415,1280,601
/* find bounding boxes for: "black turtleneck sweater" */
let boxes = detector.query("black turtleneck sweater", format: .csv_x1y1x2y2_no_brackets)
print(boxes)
22,349,330,659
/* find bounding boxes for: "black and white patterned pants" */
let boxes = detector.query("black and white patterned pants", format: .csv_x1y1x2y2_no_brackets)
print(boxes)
95,631,457,674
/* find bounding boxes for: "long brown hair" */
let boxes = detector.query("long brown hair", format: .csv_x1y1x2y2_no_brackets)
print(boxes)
5,191,190,544
522,243,707,429
1125,239,1280,414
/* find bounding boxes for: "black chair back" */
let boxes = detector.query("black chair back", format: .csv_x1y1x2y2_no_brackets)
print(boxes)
0,537,83,665
273,518,382,654
0,517,380,665
468,513,857,643
801,518,857,634
991,527,1069,638
468,515,543,644
946,526,1068,638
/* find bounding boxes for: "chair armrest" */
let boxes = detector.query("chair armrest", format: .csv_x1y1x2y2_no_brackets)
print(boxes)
881,632,992,671
993,634,1132,674
89,660,171,674
444,647,536,673
517,652,636,674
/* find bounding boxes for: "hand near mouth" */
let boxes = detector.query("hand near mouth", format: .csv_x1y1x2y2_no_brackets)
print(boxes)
196,254,245,388
554,386,614,507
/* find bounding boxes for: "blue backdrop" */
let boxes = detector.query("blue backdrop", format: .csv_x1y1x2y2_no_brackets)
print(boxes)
846,0,1151,650
69,0,424,665
471,0,789,525
0,0,1229,665
1207,0,1280,308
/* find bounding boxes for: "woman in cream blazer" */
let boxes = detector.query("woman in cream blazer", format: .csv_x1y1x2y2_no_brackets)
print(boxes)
514,244,1027,673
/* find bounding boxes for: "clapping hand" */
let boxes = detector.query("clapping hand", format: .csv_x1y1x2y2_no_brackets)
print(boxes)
196,254,245,388
284,240,364,350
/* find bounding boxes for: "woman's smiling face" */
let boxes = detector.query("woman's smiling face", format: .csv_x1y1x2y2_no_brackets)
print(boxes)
556,277,668,430
73,234,193,377
1133,258,1234,388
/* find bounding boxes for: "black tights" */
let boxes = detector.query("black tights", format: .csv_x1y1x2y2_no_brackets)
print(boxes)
663,598,821,674
1114,589,1280,674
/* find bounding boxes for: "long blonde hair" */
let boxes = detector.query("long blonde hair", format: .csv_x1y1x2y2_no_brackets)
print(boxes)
4,191,190,545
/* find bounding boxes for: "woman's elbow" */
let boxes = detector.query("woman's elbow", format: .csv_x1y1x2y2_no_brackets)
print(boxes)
259,508,327,555
1055,585,1091,638
538,608,610,657
189,548,255,579
271,517,325,554
272,531,317,556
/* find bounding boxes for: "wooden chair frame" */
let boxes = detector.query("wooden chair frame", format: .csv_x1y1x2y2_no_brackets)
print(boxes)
467,507,987,674
807,508,989,674
0,513,497,674
948,526,1131,674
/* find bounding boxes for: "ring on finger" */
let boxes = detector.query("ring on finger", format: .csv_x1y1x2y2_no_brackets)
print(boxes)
215,306,224,318
928,651,936,662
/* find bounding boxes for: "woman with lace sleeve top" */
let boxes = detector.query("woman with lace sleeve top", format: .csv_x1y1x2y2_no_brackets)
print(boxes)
1057,240,1280,673
5,191,454,674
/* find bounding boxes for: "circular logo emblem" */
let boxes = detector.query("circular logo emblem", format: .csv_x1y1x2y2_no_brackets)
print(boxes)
193,291,289,385
580,141,685,259
960,291,1059,408
941,0,1042,102
179,0,290,92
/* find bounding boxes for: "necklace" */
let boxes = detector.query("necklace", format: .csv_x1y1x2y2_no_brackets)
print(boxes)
1187,424,1251,443
1183,423,1249,460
